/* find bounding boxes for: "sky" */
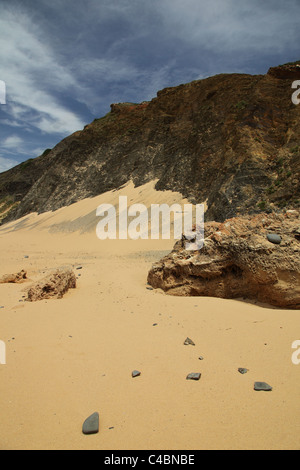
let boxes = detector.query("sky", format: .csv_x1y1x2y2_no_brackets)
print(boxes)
0,0,299,173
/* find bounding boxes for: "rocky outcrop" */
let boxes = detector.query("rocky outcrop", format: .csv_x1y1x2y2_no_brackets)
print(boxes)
1,61,300,225
0,270,27,283
268,62,300,79
147,210,300,309
26,269,76,301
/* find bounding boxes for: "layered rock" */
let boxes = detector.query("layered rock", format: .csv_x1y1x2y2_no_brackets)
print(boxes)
268,62,300,79
1,61,300,225
147,211,300,309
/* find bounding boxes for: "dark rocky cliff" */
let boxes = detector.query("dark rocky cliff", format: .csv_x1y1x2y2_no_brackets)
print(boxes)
1,62,300,224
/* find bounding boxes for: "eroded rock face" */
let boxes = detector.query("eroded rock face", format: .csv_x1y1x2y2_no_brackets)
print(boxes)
27,269,76,301
1,61,300,225
0,270,27,283
268,63,300,80
147,211,300,309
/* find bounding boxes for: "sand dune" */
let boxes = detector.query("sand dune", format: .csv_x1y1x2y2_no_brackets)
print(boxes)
0,181,299,450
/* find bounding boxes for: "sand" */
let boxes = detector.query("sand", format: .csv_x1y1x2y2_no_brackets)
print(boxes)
0,181,299,450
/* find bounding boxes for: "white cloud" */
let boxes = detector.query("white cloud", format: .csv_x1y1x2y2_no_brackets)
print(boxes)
2,135,24,149
0,119,24,128
0,6,85,135
0,156,19,173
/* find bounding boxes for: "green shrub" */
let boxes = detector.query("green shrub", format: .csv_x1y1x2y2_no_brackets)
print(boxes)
235,100,248,110
267,185,275,194
20,159,34,170
290,146,299,154
41,148,52,157
257,200,266,211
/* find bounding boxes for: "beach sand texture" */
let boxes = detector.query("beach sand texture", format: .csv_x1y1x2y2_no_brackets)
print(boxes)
0,181,299,450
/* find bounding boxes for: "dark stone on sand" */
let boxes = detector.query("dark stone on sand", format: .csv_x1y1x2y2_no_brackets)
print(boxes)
238,368,249,374
254,382,273,391
267,233,281,245
132,370,141,378
184,337,195,346
82,412,99,435
186,373,201,380
198,356,204,360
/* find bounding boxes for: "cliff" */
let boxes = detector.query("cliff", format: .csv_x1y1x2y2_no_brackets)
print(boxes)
1,62,300,224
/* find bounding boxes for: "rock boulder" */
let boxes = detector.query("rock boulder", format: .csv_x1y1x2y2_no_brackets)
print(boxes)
147,211,300,309
27,269,76,302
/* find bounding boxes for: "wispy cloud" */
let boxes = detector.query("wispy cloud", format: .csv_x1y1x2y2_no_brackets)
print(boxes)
0,5,85,136
2,135,24,150
0,0,299,173
0,156,20,173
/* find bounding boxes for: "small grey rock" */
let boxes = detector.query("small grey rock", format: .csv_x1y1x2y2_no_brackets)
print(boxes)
146,286,154,290
267,234,281,245
184,337,195,346
198,356,204,360
238,368,249,374
254,382,273,391
186,373,201,381
132,370,141,378
82,412,99,435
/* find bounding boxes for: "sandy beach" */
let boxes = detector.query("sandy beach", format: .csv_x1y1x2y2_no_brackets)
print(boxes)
0,181,299,450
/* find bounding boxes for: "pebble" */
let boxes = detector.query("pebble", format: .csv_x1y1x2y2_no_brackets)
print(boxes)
184,337,195,346
238,368,249,374
152,323,158,326
198,356,204,361
267,234,281,245
186,373,201,381
254,382,273,391
132,370,141,378
82,412,99,435
146,287,154,290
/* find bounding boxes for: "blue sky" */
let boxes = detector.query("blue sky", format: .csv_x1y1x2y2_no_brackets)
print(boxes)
0,0,299,173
